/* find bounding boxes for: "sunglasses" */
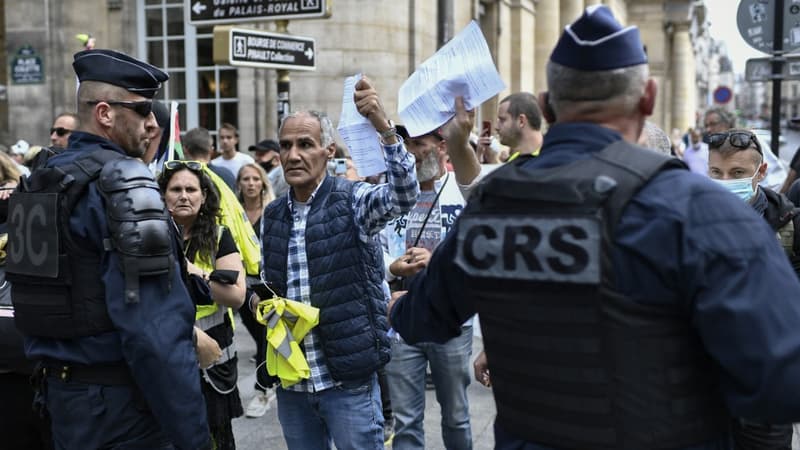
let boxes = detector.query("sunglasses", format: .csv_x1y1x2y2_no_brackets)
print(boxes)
703,131,762,155
164,160,203,172
50,127,72,137
86,100,153,117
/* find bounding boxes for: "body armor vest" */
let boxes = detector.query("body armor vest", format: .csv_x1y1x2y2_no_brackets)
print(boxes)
454,141,729,449
7,149,123,338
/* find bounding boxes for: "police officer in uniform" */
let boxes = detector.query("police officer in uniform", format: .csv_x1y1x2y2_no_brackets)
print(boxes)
390,7,800,449
7,49,211,449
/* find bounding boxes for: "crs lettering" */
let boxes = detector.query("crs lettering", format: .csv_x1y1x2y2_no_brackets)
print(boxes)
455,215,600,283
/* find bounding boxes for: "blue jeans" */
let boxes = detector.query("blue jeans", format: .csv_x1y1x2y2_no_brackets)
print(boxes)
386,325,473,450
46,378,173,450
276,373,384,449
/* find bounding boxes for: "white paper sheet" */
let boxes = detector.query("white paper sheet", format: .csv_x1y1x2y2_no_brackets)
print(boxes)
398,21,506,137
337,73,387,177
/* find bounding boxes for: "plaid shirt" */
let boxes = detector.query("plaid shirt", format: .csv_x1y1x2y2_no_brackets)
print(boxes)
285,140,418,392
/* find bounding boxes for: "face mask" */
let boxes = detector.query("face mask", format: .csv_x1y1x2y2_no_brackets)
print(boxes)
714,173,757,202
259,161,276,173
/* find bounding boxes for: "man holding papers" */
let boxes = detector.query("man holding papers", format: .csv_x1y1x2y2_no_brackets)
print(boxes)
257,76,418,450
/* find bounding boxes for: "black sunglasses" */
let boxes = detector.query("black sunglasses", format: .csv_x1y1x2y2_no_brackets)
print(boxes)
703,131,762,155
164,160,203,172
50,127,71,137
86,100,153,117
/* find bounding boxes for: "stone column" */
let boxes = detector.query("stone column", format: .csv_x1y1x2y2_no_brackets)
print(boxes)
509,0,536,93
561,0,584,29
534,0,560,94
671,22,696,132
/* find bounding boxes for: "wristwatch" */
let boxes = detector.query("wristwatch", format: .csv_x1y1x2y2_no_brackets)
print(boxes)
379,119,397,142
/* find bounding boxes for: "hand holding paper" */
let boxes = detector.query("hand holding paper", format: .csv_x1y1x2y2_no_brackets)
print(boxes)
338,74,388,177
354,76,393,133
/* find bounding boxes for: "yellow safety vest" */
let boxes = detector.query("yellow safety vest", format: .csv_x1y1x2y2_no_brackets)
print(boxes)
201,164,261,275
190,226,234,330
255,296,319,388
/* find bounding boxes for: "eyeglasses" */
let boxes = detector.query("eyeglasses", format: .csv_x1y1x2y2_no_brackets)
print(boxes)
86,100,153,117
164,160,203,172
50,127,72,137
704,131,762,155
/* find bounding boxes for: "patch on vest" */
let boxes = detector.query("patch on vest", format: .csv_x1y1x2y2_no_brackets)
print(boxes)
455,215,600,283
7,192,59,277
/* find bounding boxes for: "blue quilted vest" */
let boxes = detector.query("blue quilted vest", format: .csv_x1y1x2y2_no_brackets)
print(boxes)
261,176,390,382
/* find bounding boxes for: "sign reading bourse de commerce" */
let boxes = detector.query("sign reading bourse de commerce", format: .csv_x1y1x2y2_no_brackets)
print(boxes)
11,45,44,85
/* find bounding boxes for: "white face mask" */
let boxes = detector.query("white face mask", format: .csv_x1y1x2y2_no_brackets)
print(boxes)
713,172,758,202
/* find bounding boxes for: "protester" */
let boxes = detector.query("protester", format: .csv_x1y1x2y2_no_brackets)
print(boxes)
7,48,211,449
390,6,800,449
381,124,472,449
706,128,799,447
256,76,418,449
448,92,544,199
682,127,708,174
49,113,79,148
250,138,290,198
184,127,237,191
211,123,254,178
638,121,673,155
159,161,246,450
236,162,278,418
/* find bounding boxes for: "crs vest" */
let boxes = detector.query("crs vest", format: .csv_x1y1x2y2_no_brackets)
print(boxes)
7,149,123,338
455,141,729,450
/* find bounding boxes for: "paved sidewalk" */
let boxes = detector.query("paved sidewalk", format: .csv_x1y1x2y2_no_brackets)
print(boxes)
230,316,496,449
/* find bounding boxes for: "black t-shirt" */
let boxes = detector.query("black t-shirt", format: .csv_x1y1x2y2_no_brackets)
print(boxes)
185,227,238,264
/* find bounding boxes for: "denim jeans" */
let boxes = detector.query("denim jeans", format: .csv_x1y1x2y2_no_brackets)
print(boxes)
46,378,173,450
276,373,384,449
386,325,473,450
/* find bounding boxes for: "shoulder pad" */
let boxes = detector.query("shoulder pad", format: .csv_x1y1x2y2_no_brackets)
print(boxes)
98,157,159,194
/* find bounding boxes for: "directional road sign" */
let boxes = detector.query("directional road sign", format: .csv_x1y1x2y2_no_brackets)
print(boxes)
187,0,330,26
737,0,800,54
745,55,800,81
213,27,316,71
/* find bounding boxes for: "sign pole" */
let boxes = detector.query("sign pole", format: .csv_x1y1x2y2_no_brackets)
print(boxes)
771,0,784,156
276,20,291,126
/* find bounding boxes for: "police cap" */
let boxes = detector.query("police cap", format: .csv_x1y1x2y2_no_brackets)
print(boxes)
73,49,168,98
550,5,647,71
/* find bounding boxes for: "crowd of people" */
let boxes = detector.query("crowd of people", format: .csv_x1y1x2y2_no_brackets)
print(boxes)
5,4,800,450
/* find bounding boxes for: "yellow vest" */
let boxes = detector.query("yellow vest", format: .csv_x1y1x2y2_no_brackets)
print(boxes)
255,297,319,388
201,164,262,275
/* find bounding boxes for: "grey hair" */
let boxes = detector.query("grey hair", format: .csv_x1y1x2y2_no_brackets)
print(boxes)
279,110,336,148
704,107,736,128
640,121,672,155
546,61,648,117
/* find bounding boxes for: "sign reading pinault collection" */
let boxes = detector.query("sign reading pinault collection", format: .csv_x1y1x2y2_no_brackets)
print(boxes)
213,26,316,71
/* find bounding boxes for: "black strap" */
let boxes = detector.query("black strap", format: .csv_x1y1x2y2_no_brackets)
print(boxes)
411,172,449,248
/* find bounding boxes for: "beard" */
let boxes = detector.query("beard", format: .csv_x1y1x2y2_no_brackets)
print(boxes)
417,150,440,182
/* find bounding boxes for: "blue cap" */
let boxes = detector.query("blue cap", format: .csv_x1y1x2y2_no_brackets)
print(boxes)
72,49,168,98
550,5,647,71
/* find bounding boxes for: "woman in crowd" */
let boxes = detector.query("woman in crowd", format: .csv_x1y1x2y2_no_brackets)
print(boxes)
236,162,277,418
158,160,246,449
0,152,20,200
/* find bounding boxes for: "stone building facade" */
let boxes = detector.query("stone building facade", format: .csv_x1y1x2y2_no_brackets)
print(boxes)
1,0,707,150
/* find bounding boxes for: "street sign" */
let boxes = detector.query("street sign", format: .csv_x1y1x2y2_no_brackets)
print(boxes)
213,27,316,71
187,0,330,26
713,86,733,104
737,0,800,54
745,55,800,81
